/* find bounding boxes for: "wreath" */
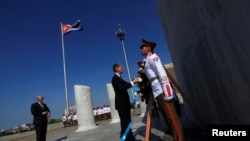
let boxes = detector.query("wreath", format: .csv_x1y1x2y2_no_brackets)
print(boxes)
136,59,153,104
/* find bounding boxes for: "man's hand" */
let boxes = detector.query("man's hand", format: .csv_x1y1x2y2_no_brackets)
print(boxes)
132,77,140,83
42,111,51,117
133,77,143,83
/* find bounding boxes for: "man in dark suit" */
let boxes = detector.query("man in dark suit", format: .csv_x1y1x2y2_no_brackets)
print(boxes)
111,63,141,141
31,96,51,141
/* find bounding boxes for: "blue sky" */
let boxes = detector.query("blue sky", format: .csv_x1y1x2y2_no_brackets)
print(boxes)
0,0,172,130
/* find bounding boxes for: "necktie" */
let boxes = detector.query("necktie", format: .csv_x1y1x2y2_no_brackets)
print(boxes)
40,104,44,110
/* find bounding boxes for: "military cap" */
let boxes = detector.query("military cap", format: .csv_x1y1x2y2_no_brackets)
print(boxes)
140,39,157,49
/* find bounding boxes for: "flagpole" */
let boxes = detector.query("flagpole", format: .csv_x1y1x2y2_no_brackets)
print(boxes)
116,24,134,98
61,23,70,115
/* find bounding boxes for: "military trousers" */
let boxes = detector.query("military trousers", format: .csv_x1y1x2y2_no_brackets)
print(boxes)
156,93,184,141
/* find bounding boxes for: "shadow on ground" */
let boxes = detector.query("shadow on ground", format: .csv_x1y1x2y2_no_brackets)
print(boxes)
133,107,209,141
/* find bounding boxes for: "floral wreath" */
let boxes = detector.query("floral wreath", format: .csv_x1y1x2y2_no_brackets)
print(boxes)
136,59,153,104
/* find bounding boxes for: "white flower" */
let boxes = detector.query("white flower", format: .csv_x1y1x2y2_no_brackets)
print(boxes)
137,77,143,82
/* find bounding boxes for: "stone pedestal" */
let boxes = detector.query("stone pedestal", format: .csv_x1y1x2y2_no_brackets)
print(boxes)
74,85,97,132
106,83,120,123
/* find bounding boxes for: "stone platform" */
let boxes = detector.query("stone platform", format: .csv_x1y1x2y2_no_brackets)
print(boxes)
0,109,208,141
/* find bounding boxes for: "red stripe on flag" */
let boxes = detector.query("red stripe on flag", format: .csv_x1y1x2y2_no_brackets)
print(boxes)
62,24,72,34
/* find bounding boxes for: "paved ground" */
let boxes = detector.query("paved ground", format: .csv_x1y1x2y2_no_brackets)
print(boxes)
0,108,209,141
63,112,208,141
0,122,77,141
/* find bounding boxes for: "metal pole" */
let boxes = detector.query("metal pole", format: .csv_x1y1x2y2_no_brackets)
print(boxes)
61,23,69,115
121,40,132,83
116,24,134,97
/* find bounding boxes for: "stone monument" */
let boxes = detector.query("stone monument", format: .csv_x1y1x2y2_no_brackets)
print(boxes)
106,83,120,123
74,85,97,132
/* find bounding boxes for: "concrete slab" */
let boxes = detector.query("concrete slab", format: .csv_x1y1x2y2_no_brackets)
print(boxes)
62,111,209,141
62,115,173,141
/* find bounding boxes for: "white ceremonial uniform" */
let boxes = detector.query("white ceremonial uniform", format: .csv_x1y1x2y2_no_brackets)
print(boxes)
73,114,78,121
68,115,72,121
144,53,174,100
62,115,67,122
107,106,111,113
97,108,103,115
103,106,107,114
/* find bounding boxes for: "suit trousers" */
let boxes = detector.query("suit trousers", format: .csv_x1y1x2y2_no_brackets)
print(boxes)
117,108,135,141
35,123,48,141
156,93,184,141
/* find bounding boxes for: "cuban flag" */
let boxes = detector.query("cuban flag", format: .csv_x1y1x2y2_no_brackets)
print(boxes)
62,20,83,35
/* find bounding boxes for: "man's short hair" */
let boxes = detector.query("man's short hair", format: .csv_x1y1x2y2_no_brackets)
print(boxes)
112,63,122,72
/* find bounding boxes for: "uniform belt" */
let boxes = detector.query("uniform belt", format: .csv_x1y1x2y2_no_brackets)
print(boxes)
150,76,159,82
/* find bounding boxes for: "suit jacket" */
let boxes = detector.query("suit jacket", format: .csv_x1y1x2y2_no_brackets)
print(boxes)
111,74,133,110
31,102,50,125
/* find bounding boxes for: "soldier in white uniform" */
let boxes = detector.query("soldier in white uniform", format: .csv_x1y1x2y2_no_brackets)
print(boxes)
140,39,184,141
62,114,67,128
103,105,108,120
93,108,98,122
73,113,78,125
97,107,104,121
67,114,73,126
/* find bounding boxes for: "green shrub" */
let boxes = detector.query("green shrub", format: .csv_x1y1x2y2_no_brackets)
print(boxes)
48,118,62,124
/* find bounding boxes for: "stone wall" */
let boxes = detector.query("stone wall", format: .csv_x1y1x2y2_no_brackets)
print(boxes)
158,0,250,125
